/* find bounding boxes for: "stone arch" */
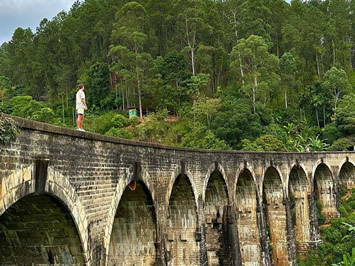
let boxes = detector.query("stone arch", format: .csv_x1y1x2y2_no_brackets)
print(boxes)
313,162,337,221
262,167,290,266
202,162,229,203
166,163,199,207
167,173,199,265
107,180,157,265
288,165,311,254
104,165,157,260
338,160,355,189
0,166,89,264
204,168,228,265
235,168,261,265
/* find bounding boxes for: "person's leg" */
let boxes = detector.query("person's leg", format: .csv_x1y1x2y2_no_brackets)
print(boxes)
81,114,84,129
78,114,83,129
76,113,80,129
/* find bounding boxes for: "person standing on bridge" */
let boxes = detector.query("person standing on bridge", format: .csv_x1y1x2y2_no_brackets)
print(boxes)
76,84,88,131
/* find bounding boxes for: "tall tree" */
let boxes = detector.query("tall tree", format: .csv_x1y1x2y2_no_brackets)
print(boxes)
231,35,280,113
109,1,152,119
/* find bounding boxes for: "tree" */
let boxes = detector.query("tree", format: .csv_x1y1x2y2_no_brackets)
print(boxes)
322,67,351,110
175,0,212,75
280,52,297,109
231,35,280,113
242,134,287,152
334,93,355,135
109,1,152,119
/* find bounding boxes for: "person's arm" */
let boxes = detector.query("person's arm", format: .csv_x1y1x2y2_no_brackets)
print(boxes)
82,98,87,110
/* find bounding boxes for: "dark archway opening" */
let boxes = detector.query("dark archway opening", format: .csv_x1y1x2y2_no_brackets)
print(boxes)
167,174,199,265
263,167,289,266
108,181,156,265
314,163,337,222
204,170,228,265
339,162,355,190
0,194,85,265
288,166,310,255
236,169,261,265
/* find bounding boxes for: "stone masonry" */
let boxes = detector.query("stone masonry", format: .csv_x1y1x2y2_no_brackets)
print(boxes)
0,115,354,266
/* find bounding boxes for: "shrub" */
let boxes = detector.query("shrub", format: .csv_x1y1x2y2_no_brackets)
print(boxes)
0,115,19,145
111,114,129,128
129,116,140,127
105,127,133,139
328,138,354,151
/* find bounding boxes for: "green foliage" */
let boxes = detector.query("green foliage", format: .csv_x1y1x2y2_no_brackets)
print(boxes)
335,94,355,135
1,0,355,154
322,123,343,145
111,114,129,128
6,96,57,123
301,189,355,265
242,134,287,151
181,124,231,150
85,111,117,134
105,128,133,139
0,115,19,145
129,116,140,127
328,138,354,151
82,63,111,109
316,200,326,226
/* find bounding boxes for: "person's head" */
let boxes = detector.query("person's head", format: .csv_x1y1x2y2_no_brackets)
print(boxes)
78,84,84,90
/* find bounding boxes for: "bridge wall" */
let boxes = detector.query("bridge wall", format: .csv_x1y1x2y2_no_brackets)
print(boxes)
0,116,354,265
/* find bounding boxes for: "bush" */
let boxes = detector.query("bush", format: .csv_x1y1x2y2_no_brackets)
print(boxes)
0,115,19,145
328,138,354,151
129,116,140,127
105,127,133,139
111,114,129,128
301,189,355,265
85,111,116,134
322,123,343,145
242,134,287,151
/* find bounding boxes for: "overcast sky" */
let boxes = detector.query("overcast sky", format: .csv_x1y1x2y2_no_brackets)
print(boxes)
0,0,77,44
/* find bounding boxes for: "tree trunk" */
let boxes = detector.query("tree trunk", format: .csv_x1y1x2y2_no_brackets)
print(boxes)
138,78,143,119
191,47,196,76
239,52,245,86
323,105,326,127
316,109,320,128
62,97,65,124
285,88,288,109
253,75,257,113
332,40,336,65
316,51,321,78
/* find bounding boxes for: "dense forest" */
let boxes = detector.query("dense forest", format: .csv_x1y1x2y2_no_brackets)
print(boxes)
1,0,355,152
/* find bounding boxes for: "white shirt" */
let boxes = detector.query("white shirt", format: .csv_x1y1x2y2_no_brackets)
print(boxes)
76,89,85,110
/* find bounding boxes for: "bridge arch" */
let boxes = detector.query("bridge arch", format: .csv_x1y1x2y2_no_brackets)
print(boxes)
262,166,290,265
338,159,355,189
166,163,199,207
104,165,157,265
235,168,261,265
0,166,89,264
203,164,229,265
202,162,229,202
288,165,311,254
166,167,199,265
313,162,338,221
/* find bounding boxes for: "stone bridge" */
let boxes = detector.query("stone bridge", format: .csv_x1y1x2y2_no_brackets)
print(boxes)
0,115,354,266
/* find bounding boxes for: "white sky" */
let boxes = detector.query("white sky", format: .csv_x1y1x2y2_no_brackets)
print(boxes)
0,0,78,44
